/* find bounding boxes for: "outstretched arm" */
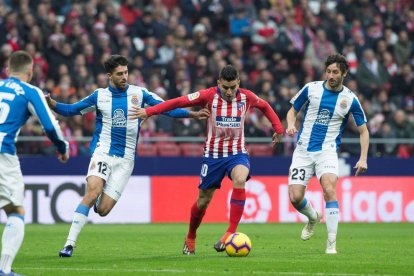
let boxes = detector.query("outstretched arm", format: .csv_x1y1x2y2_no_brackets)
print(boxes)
28,89,69,162
45,92,97,116
354,123,369,176
141,90,208,119
131,91,206,119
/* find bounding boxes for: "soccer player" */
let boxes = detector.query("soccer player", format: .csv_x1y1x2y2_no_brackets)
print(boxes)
286,54,369,254
0,51,69,276
46,55,209,257
130,65,284,255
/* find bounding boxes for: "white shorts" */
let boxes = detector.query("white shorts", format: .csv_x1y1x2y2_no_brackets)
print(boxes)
86,153,134,201
0,153,24,208
288,148,338,186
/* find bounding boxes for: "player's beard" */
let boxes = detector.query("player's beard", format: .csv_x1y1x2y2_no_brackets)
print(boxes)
115,79,127,90
328,78,342,91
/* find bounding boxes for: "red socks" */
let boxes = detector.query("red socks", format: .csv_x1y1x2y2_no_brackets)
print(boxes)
187,188,246,241
187,202,206,239
226,188,246,234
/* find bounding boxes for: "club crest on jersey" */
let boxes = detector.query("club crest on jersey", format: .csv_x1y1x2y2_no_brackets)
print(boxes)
339,99,347,109
216,116,241,128
131,95,139,105
237,102,246,112
187,91,200,101
315,109,330,126
112,109,127,127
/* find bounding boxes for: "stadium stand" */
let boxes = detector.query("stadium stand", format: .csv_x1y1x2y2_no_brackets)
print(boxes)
4,0,413,157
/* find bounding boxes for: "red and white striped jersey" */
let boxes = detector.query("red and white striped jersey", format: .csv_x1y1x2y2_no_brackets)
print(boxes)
146,87,284,158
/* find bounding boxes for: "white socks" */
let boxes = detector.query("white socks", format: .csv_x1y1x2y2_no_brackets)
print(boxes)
65,204,90,247
297,198,317,221
325,201,339,241
1,215,24,274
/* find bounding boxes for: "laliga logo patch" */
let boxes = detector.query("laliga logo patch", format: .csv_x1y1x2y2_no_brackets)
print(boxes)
187,91,200,101
340,99,347,109
131,95,139,105
227,180,272,222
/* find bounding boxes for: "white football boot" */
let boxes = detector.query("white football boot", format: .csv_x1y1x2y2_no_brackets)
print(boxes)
301,211,322,241
325,239,337,254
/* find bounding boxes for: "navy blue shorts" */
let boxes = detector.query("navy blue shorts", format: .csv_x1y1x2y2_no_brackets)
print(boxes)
198,153,251,190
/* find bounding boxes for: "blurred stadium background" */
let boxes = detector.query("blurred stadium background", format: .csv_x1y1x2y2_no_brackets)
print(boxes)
1,0,414,275
0,0,411,223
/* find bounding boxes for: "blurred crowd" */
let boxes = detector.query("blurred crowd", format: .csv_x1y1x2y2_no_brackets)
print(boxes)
1,0,413,157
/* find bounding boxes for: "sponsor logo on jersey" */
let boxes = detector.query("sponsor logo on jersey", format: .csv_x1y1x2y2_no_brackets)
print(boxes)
187,91,200,101
215,116,241,128
340,99,347,109
131,95,139,105
315,109,330,126
112,109,127,127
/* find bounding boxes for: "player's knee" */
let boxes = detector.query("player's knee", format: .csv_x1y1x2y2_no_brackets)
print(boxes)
288,190,303,206
232,177,246,188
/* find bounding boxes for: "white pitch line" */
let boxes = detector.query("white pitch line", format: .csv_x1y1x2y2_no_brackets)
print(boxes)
17,267,395,276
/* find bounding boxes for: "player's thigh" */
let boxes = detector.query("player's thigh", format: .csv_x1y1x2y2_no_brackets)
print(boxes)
0,154,24,209
288,150,314,186
199,157,226,190
104,157,134,201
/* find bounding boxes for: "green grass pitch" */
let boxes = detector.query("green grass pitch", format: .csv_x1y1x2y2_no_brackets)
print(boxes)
5,223,414,275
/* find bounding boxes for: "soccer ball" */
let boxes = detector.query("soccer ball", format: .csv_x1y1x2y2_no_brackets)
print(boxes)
224,232,251,257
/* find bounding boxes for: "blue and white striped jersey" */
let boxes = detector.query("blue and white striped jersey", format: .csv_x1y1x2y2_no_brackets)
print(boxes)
0,77,68,155
55,84,190,160
291,81,366,152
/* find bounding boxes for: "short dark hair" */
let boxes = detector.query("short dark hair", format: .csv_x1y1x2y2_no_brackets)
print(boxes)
219,65,239,81
8,50,33,73
325,54,349,73
104,55,128,74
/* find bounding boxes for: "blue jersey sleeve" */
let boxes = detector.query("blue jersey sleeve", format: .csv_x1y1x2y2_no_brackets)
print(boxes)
291,85,309,112
142,89,190,118
55,91,98,116
350,97,367,126
27,87,68,155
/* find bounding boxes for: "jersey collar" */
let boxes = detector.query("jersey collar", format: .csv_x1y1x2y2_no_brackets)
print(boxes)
323,80,343,93
108,83,129,94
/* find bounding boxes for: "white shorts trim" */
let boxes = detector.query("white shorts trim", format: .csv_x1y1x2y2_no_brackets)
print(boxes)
0,154,24,208
86,153,134,201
